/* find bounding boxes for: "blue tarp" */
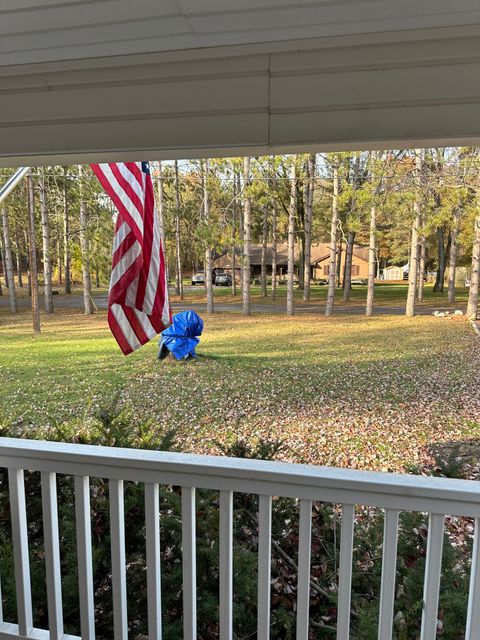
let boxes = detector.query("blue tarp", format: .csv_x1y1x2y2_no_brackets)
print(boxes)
159,310,204,360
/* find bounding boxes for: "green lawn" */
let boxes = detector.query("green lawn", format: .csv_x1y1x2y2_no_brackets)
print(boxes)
1,307,478,473
174,282,471,307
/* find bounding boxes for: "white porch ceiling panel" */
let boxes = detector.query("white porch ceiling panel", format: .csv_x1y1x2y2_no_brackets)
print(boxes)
1,1,480,164
1,0,480,66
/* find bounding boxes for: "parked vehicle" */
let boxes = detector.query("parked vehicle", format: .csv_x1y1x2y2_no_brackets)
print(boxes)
351,278,368,285
191,273,205,286
215,273,232,286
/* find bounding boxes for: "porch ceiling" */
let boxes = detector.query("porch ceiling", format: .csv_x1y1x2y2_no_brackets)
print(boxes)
1,1,480,165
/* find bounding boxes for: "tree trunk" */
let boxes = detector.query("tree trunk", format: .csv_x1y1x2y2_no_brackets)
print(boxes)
447,208,461,303
287,160,296,316
1,206,17,312
343,231,355,301
417,231,426,303
238,172,244,298
15,227,23,288
39,175,54,313
242,157,251,316
27,172,41,333
203,159,214,314
0,242,6,290
366,205,376,316
231,171,237,296
63,169,71,294
57,237,62,285
78,166,94,315
174,160,183,299
326,156,339,316
95,264,100,288
156,160,168,285
24,229,32,297
303,154,315,301
271,202,277,302
406,150,423,317
336,241,343,286
433,227,450,293
261,207,268,297
467,212,480,319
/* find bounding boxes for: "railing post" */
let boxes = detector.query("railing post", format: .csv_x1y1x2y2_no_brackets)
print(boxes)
8,468,33,637
41,471,64,640
257,495,272,640
110,479,128,640
466,517,480,639
337,504,355,640
378,509,399,640
219,490,233,640
182,486,197,640
75,475,95,640
420,513,445,640
296,499,312,640
145,482,162,640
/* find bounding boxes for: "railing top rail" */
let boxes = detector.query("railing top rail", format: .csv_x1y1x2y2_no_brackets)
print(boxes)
0,437,478,515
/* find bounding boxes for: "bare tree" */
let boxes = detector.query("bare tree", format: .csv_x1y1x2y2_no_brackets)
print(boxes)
406,150,424,317
1,206,17,312
39,174,54,313
78,165,94,315
366,203,377,317
231,170,237,296
156,160,168,284
343,231,355,302
467,211,480,320
174,160,183,299
417,227,426,303
303,154,315,301
63,168,71,294
447,206,461,303
261,207,268,297
287,159,296,316
27,172,40,333
242,157,252,315
203,159,214,314
271,202,277,302
325,155,339,316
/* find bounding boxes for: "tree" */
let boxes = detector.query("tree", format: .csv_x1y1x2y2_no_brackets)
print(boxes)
63,168,71,294
78,165,95,315
1,206,17,313
174,160,183,299
261,206,268,297
287,159,296,316
466,210,480,319
325,155,339,316
27,172,40,333
303,154,315,302
406,150,424,317
39,173,54,313
242,157,252,316
203,159,214,314
447,205,461,303
271,202,278,302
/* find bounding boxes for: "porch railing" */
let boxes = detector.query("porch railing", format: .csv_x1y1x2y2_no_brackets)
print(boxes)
0,437,479,640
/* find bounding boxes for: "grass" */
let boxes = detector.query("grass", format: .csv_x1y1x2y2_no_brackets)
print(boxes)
172,282,471,307
1,305,479,473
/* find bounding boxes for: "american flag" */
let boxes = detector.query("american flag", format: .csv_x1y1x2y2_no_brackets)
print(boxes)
91,162,171,355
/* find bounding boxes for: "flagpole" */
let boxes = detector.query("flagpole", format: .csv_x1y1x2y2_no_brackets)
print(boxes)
0,167,31,204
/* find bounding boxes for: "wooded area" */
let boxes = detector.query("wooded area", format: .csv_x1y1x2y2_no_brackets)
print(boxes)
1,148,479,331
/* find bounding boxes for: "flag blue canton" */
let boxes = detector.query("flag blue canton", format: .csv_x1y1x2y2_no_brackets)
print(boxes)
141,161,150,174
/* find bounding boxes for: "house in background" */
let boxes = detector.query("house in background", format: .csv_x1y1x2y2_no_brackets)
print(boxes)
212,243,370,281
382,265,408,281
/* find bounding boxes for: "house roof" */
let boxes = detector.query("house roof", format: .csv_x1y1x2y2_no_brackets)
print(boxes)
213,243,369,268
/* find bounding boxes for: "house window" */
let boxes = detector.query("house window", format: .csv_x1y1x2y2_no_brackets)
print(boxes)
351,265,360,276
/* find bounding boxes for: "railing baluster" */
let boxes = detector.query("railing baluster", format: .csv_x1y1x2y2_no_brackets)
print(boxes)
75,475,95,640
420,513,445,640
378,509,399,640
145,482,162,640
296,499,312,640
219,490,233,640
466,517,480,640
337,504,355,640
110,479,128,640
257,495,272,640
182,487,197,640
41,471,64,640
8,468,33,637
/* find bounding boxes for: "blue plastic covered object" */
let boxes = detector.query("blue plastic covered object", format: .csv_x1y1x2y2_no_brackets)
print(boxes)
159,310,204,360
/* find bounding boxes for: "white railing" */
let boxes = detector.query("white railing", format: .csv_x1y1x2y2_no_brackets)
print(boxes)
0,437,479,639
